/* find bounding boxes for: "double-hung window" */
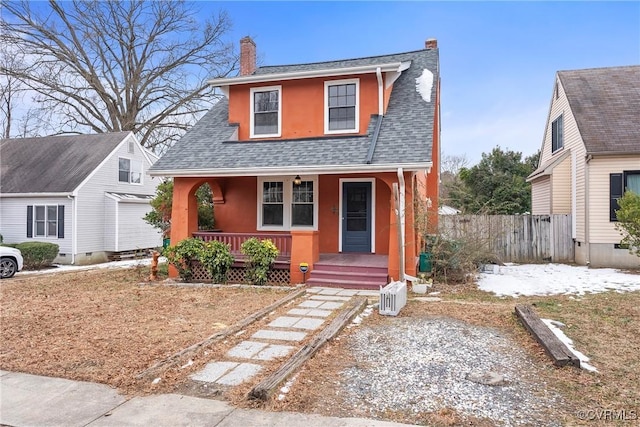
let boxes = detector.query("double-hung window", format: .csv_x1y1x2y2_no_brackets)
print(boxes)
325,79,359,134
250,86,281,138
27,205,64,238
551,115,564,153
258,177,317,230
609,170,640,221
119,157,142,184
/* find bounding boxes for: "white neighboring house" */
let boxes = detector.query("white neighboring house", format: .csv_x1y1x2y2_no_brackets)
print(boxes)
0,132,162,265
527,66,640,268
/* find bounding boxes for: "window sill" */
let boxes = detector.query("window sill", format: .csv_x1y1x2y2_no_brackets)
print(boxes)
324,128,359,135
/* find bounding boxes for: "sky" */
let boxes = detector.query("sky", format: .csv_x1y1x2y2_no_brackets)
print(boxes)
202,1,640,165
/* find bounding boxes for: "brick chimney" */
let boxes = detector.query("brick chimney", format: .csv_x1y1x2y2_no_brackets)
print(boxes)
240,36,256,76
425,38,438,49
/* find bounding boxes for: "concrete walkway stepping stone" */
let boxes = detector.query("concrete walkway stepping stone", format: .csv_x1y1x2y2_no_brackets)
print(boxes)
268,316,325,331
227,341,268,359
251,329,307,342
288,308,332,317
268,316,300,328
190,361,238,383
318,301,344,310
337,289,359,296
298,300,323,308
305,288,322,294
318,288,342,295
254,344,294,361
216,363,262,386
310,295,351,301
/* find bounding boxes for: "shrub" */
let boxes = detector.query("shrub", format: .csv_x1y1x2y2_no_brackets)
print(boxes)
241,238,279,286
200,240,234,284
427,234,499,284
615,190,640,257
13,241,59,269
163,238,205,282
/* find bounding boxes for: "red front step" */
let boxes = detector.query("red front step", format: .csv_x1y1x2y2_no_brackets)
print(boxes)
306,263,388,290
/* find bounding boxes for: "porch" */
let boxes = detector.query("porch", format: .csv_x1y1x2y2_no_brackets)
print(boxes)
193,232,390,289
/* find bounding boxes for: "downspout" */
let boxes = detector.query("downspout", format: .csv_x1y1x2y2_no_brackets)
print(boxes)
68,194,77,265
584,154,592,266
365,67,385,165
397,167,406,281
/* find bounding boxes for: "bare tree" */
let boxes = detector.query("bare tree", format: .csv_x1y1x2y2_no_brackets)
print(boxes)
440,154,469,206
0,1,237,150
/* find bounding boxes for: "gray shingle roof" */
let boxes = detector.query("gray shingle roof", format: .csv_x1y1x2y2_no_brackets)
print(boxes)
558,65,640,154
151,48,439,174
0,132,129,193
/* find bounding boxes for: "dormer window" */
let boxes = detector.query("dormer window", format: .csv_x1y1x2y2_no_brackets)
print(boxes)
325,79,359,134
250,86,281,138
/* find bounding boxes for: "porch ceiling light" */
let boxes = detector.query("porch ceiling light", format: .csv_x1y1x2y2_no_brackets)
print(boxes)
293,175,302,185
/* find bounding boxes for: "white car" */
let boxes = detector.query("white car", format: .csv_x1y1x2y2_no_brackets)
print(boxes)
0,246,23,278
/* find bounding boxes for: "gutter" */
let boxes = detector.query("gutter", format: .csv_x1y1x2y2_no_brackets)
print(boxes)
149,162,433,178
207,62,408,87
0,192,72,198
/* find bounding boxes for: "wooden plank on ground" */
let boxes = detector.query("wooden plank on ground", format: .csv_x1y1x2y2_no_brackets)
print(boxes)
515,304,580,367
137,288,307,379
249,296,368,401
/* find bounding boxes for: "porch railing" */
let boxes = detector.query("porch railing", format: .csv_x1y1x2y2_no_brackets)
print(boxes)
192,231,292,261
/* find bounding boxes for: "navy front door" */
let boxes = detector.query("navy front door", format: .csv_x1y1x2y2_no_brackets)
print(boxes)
342,182,372,252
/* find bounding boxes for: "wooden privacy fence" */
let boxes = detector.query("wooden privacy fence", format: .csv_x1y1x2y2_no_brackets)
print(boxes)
438,214,574,263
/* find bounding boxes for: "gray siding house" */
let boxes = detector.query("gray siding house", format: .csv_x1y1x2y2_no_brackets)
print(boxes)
0,132,162,264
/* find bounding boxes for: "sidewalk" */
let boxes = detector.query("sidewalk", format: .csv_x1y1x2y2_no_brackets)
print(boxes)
1,370,413,427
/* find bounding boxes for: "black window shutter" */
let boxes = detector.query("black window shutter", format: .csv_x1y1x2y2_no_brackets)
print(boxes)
27,205,33,237
58,205,65,238
610,173,623,221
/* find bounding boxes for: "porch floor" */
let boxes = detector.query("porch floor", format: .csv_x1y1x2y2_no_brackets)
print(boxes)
317,253,388,268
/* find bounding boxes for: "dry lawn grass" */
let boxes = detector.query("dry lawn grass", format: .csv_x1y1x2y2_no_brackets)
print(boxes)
2,266,639,426
0,267,290,394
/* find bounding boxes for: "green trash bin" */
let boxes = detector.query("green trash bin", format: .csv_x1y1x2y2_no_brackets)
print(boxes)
162,238,171,249
419,252,432,273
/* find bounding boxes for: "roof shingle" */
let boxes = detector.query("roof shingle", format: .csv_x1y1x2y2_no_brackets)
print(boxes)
558,65,640,154
151,47,439,174
0,132,129,193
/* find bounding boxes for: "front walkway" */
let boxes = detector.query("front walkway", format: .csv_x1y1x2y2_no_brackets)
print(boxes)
189,287,377,387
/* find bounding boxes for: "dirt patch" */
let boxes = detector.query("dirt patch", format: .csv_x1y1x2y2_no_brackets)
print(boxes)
0,268,291,394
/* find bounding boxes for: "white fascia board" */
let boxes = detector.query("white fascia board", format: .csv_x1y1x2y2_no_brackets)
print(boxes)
207,62,407,87
0,192,73,198
149,162,432,178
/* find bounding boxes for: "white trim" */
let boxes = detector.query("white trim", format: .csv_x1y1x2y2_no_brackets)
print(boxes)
324,78,360,135
256,175,319,231
376,67,383,116
250,85,282,138
0,192,72,198
571,151,577,239
338,178,376,254
149,162,432,178
70,195,77,264
114,197,120,252
208,62,407,87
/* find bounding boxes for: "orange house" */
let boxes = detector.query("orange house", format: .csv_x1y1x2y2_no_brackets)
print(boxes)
150,37,441,289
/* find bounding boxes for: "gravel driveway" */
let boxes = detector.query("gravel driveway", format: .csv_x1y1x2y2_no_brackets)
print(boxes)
341,316,563,426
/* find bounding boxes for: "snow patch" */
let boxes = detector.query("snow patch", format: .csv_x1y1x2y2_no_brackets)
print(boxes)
17,257,167,276
478,263,640,297
541,319,598,372
277,374,298,401
415,69,434,103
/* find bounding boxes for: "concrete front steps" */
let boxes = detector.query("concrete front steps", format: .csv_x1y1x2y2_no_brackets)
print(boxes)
306,262,388,290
